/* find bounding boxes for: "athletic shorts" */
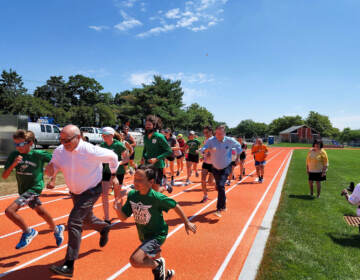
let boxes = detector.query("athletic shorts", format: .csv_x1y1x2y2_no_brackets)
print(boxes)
102,173,125,184
202,162,213,172
130,151,135,160
240,152,246,161
175,152,184,159
154,168,164,185
186,153,199,163
15,191,42,209
308,172,326,182
137,239,162,258
166,155,175,162
255,161,266,166
231,161,236,167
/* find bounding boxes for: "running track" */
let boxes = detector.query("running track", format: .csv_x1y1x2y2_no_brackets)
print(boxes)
0,147,293,279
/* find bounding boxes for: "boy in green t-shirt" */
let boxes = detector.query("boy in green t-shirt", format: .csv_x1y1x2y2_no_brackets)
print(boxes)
1,130,65,249
185,131,201,185
114,164,197,280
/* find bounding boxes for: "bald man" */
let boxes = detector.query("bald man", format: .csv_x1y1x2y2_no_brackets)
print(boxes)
45,125,119,277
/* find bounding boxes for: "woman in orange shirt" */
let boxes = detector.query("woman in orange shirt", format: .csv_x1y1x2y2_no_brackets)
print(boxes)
251,138,268,183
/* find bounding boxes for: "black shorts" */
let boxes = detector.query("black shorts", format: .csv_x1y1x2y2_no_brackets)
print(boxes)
231,161,236,167
240,152,246,161
308,172,326,182
15,191,42,209
102,173,125,184
166,155,175,162
137,239,162,258
187,153,199,163
154,168,164,185
202,162,213,172
175,152,184,159
130,151,135,160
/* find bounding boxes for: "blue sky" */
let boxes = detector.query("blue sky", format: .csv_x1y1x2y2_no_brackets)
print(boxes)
1,0,360,129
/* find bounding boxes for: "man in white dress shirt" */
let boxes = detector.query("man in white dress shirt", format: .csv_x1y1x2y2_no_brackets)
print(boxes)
45,125,119,277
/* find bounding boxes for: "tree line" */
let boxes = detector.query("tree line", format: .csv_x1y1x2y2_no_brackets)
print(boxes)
0,68,359,142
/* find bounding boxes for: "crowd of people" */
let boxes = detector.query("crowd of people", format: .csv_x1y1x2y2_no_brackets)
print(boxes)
2,114,295,279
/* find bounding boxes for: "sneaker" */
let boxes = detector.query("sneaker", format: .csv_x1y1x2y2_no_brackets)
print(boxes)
185,179,191,186
232,175,235,180
226,180,231,186
239,175,242,181
105,219,112,225
129,168,134,175
195,172,199,177
166,269,175,280
152,257,166,280
258,177,263,183
16,228,38,249
200,196,208,203
171,179,175,186
243,169,246,175
214,210,222,218
99,224,111,247
50,264,74,277
176,171,180,176
166,184,173,194
54,225,65,247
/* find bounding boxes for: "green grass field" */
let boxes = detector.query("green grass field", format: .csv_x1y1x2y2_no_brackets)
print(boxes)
270,142,312,147
257,149,360,280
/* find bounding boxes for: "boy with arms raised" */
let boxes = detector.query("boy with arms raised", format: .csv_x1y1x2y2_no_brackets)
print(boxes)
114,164,197,280
2,130,64,249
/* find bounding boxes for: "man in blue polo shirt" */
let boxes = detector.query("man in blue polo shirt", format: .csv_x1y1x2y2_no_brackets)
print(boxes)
201,125,242,217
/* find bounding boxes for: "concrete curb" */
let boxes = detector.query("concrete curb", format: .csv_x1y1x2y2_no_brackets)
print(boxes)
239,150,293,280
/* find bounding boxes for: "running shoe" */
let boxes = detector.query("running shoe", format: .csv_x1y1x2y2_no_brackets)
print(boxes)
200,196,208,203
195,171,199,177
171,179,175,186
166,184,173,194
226,180,231,186
152,257,166,280
16,228,38,249
50,264,73,277
214,211,222,218
54,224,65,247
176,170,180,176
166,269,175,280
185,179,191,186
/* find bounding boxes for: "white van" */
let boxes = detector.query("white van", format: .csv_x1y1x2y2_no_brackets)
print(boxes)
28,122,60,148
80,127,103,144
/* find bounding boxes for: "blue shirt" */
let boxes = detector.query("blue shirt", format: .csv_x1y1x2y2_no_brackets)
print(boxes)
201,136,242,170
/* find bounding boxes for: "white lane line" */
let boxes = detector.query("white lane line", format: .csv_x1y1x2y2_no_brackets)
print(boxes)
238,150,293,280
106,150,284,280
0,184,67,201
213,151,291,280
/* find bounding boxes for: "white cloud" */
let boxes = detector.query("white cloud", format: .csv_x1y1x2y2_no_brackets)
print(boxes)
77,68,110,78
137,24,175,38
121,0,138,7
176,16,199,27
129,71,158,86
114,11,142,31
182,87,207,104
165,8,181,19
191,25,207,32
330,115,360,130
88,25,109,31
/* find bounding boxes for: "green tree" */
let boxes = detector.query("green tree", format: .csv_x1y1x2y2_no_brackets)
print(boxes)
305,111,334,137
233,119,268,138
34,76,71,110
69,106,95,127
95,103,117,127
268,115,304,135
184,103,215,132
66,75,103,106
0,69,27,112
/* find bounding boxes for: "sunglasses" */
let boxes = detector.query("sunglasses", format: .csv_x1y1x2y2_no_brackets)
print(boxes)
60,135,77,144
15,141,29,147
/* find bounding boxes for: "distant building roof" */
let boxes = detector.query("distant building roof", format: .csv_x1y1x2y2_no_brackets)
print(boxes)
279,125,319,135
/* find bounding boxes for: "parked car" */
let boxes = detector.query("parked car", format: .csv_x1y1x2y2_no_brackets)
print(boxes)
28,122,60,148
80,127,103,144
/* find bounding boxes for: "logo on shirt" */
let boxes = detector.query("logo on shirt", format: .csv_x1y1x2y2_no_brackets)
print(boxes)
152,139,157,144
130,201,152,225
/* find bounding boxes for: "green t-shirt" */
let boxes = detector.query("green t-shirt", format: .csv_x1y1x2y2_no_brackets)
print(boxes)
122,188,177,245
100,139,126,175
187,139,201,155
142,132,172,169
4,150,52,195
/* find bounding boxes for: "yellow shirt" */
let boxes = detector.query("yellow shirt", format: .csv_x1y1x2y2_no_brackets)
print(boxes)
251,144,268,162
306,148,329,173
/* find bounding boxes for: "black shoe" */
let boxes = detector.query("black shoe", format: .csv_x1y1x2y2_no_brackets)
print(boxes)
152,257,166,280
166,269,175,279
243,169,245,175
104,219,111,225
166,184,173,194
100,225,111,247
50,264,74,277
176,171,180,176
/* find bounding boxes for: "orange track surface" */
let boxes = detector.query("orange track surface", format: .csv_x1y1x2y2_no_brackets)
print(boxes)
0,148,292,279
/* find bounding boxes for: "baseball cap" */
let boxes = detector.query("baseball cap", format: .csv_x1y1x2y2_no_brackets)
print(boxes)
101,127,115,135
189,131,195,135
177,134,183,138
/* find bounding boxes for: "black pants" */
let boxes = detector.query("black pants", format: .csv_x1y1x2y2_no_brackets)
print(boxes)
212,165,232,211
66,183,108,261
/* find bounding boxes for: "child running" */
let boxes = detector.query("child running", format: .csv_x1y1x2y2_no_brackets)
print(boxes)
237,136,247,180
175,134,186,176
113,164,197,280
2,130,65,249
200,126,214,203
251,138,268,183
185,131,201,186
100,127,128,224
